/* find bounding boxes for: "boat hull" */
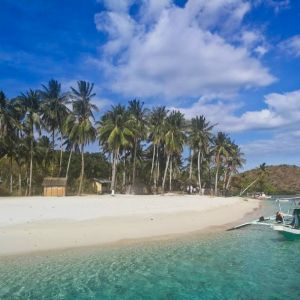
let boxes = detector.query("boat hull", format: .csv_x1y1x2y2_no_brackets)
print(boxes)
273,225,300,240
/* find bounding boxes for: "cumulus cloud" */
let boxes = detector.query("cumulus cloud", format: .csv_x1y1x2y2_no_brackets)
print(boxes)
94,0,275,99
255,0,290,13
97,0,133,13
280,35,300,57
242,131,300,156
92,97,113,111
175,89,300,133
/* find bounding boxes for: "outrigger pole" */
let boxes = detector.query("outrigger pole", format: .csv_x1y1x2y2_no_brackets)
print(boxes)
227,216,275,231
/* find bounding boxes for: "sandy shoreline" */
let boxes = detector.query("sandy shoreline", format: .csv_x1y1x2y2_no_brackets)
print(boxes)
0,195,259,257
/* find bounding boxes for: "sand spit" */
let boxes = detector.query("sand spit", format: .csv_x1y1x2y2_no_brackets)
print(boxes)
0,194,259,256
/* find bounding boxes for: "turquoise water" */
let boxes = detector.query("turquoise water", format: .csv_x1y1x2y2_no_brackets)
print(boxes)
1,201,300,300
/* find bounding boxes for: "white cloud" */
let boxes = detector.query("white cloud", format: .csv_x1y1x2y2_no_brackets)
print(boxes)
280,35,300,57
242,132,300,156
139,0,172,23
92,97,113,111
94,0,275,99
97,0,133,12
253,0,290,13
95,11,137,55
175,89,300,133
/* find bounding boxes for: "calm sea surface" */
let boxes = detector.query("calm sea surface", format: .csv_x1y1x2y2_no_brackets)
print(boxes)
1,200,299,300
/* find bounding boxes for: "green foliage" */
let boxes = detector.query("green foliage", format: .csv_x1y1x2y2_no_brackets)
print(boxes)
236,164,300,195
1,80,250,196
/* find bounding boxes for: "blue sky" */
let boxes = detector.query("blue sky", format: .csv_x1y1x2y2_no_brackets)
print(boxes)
1,0,300,169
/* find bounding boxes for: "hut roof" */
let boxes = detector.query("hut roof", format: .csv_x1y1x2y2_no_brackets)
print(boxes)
42,177,67,187
93,178,111,184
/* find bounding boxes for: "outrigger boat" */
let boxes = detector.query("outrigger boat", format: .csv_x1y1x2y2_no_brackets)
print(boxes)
228,197,300,240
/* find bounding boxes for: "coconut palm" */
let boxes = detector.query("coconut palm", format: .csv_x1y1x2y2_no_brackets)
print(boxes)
162,111,185,192
63,115,80,182
189,115,214,194
239,163,267,196
69,81,97,195
212,132,230,195
0,94,20,192
224,142,245,193
0,91,15,139
98,105,134,193
17,90,42,196
35,136,53,171
40,80,69,175
148,106,168,190
14,137,29,195
127,99,148,192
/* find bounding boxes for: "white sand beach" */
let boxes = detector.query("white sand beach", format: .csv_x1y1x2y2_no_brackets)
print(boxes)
0,195,259,257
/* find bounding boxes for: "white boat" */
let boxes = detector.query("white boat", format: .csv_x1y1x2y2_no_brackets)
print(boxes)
273,225,300,240
272,198,300,239
229,197,300,240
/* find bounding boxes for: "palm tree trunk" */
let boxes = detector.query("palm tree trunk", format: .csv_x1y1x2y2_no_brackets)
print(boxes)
197,149,202,194
214,152,220,196
25,168,28,196
51,129,55,177
225,171,232,191
65,145,73,181
155,148,160,189
132,140,137,191
239,178,259,196
189,148,193,180
162,154,170,192
78,144,84,195
10,156,13,193
122,154,126,191
29,138,33,196
223,168,228,191
150,144,156,182
169,156,172,191
111,148,119,194
18,169,22,196
58,133,63,176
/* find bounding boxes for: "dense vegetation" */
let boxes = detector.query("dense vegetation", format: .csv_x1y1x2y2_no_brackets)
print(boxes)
235,164,300,195
0,80,246,196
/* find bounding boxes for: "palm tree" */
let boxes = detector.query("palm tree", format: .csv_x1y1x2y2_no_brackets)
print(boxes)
224,142,245,193
239,163,267,196
189,116,214,194
0,91,15,139
148,106,168,190
127,99,148,192
212,132,230,196
63,115,80,182
69,81,97,195
40,80,69,176
35,136,53,171
14,138,28,196
0,93,20,193
162,111,185,192
98,105,134,193
18,90,42,196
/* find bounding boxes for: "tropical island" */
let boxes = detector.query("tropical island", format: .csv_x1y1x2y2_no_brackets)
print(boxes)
1,1,300,298
1,80,247,197
0,79,265,257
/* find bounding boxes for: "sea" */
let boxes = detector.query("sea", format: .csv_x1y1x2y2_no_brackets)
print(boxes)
0,199,299,300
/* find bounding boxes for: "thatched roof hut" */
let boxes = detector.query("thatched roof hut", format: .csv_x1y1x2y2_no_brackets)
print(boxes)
93,178,111,194
42,177,67,196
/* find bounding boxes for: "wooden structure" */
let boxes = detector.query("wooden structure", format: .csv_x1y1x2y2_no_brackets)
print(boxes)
42,177,67,197
93,178,111,194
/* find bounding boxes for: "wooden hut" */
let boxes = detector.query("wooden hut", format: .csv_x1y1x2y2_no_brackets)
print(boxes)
93,178,111,194
42,177,67,196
